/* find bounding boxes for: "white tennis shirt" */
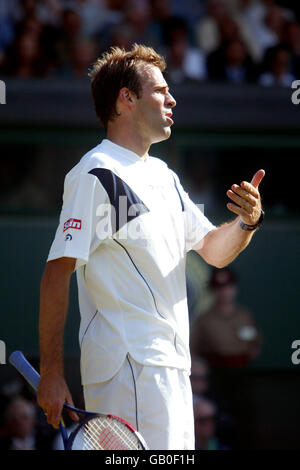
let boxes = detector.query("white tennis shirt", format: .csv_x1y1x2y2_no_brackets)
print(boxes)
48,139,216,385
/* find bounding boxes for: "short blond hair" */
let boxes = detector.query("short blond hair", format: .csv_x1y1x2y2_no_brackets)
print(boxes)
89,44,166,128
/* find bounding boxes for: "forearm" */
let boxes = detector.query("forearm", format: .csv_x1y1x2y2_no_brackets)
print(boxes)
196,217,257,268
39,261,72,376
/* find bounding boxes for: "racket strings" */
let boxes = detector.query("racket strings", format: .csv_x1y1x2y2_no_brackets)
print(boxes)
81,416,142,450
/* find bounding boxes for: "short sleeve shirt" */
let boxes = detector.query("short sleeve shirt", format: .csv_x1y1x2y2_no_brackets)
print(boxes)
48,139,216,384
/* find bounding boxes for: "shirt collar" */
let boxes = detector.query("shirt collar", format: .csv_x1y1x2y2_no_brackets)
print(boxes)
101,139,148,164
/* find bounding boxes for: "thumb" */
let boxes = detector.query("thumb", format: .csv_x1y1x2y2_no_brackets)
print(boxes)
250,169,265,188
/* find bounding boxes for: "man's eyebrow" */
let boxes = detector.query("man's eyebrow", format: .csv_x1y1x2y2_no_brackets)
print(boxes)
154,84,170,91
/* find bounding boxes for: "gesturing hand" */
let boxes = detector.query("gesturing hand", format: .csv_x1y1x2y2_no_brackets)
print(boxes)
226,169,265,226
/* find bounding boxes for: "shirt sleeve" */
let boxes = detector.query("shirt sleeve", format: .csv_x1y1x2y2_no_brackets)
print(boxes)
47,172,111,269
171,170,216,253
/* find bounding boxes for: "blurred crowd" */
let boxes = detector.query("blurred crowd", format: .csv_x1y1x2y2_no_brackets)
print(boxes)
0,0,300,87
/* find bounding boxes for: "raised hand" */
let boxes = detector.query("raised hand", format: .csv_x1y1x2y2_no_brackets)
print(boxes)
226,169,265,226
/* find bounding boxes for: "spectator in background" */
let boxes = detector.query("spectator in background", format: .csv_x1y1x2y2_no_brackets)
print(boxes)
205,15,257,83
191,356,211,398
249,1,295,56
195,0,229,55
122,0,156,48
75,0,108,38
193,396,230,450
61,37,99,79
0,0,17,53
148,0,172,51
171,0,204,28
191,356,237,447
0,396,42,450
165,17,207,84
2,30,49,77
197,1,263,64
259,44,295,86
190,268,262,368
282,21,300,79
94,0,129,52
109,23,135,51
53,8,82,71
208,36,257,83
96,0,157,55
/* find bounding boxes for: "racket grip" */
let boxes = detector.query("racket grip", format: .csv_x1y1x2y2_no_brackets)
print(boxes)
9,350,40,391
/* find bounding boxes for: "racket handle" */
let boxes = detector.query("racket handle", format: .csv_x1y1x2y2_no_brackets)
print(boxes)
9,350,40,391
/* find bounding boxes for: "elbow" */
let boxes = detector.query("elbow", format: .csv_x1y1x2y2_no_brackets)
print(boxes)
214,260,230,269
207,259,231,269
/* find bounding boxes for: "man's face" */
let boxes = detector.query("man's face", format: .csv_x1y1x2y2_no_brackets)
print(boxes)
133,64,176,145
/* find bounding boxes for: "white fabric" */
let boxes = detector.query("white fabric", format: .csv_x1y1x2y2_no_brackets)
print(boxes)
48,139,215,384
83,355,195,450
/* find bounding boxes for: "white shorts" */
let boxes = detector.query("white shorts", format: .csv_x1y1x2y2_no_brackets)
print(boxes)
83,354,195,450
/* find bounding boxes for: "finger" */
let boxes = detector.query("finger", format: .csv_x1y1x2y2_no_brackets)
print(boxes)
65,394,79,422
47,403,63,429
231,185,257,206
240,181,260,198
227,202,249,219
250,169,265,188
227,190,253,213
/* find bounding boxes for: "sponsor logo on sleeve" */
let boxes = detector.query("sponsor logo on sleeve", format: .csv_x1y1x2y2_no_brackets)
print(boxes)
63,218,82,232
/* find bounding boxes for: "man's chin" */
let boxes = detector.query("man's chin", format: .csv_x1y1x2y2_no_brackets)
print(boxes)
152,127,172,144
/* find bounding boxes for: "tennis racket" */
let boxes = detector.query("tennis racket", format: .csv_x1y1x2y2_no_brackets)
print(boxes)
9,350,148,450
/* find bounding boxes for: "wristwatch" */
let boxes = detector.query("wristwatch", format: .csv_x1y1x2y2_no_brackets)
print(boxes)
239,210,265,231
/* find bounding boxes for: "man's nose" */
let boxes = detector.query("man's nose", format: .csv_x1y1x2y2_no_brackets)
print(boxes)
166,92,176,108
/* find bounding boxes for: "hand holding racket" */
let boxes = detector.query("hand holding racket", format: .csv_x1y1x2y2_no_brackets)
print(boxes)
9,351,148,450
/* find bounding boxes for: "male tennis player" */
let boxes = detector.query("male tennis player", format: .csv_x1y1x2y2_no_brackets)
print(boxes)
37,44,265,450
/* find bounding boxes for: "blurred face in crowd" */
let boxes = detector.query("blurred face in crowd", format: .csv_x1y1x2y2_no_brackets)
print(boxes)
194,399,217,444
265,6,285,34
17,33,40,65
107,0,126,10
125,0,151,32
129,64,176,144
169,32,188,67
285,22,300,51
208,0,227,20
191,360,210,396
111,26,134,50
214,282,237,306
225,40,247,66
72,40,98,75
151,0,170,20
63,10,81,37
272,49,291,77
21,16,43,38
219,17,240,43
6,398,36,439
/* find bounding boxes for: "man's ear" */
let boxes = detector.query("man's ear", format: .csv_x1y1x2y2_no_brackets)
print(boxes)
118,87,135,108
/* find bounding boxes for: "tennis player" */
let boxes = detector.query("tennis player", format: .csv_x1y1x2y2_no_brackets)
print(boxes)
37,44,265,450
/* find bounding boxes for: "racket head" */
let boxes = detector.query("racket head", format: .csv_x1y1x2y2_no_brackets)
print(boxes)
66,413,148,450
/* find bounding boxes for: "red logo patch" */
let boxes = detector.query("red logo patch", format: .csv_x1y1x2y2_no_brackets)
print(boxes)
63,218,82,232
